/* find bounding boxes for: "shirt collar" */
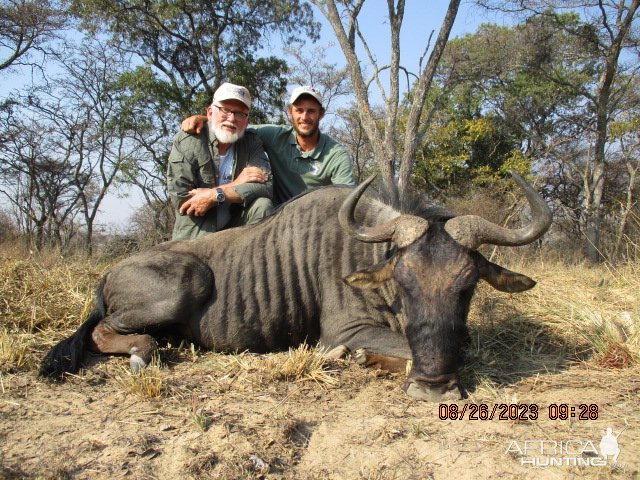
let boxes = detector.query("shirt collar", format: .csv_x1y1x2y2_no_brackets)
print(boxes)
290,129,326,160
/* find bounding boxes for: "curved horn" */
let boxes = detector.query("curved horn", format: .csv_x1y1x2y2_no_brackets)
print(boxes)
338,174,429,248
444,171,552,250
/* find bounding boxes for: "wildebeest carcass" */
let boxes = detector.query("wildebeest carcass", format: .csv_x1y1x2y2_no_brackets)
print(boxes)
40,172,551,401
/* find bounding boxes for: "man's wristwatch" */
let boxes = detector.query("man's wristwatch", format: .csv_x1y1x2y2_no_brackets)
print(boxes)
215,187,225,205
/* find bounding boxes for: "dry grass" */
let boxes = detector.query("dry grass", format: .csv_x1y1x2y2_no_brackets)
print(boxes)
514,256,639,361
0,245,105,332
188,395,213,432
0,327,34,372
264,344,340,386
463,251,639,396
112,360,164,399
178,345,342,394
1,242,639,480
0,243,108,375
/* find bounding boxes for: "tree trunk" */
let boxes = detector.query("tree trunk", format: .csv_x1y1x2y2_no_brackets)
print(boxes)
584,0,639,263
397,0,460,208
313,0,460,207
613,161,638,259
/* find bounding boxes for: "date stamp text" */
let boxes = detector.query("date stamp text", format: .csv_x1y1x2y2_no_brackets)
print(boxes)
438,403,599,421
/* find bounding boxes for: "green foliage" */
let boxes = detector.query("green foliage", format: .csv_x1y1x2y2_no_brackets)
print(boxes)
500,150,532,177
412,13,596,196
609,114,640,140
67,0,318,115
415,115,524,194
113,66,187,118
224,55,289,123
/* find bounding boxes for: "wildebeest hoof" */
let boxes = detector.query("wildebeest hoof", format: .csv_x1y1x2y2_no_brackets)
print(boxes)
403,379,463,402
130,354,147,372
129,347,148,373
324,345,349,360
353,348,368,365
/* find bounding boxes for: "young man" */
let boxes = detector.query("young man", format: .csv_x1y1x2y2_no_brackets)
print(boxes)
167,82,272,240
182,86,355,204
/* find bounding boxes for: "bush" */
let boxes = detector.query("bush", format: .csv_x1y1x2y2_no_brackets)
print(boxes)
0,209,18,243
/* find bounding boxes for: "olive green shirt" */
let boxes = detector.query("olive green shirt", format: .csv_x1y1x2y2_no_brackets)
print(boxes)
167,129,272,240
249,125,355,205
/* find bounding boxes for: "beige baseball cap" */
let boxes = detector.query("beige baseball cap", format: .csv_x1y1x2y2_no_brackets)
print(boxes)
289,85,323,107
213,82,251,109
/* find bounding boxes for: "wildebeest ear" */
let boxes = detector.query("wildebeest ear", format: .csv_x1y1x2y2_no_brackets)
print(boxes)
343,256,398,289
478,257,537,293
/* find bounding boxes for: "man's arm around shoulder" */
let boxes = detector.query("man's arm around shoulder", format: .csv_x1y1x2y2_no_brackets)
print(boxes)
324,134,356,186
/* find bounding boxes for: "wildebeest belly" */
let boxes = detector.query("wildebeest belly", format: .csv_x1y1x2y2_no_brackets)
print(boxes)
195,294,322,353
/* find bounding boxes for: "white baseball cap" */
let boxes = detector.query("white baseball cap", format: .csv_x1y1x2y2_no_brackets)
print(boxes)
289,86,324,107
213,82,251,109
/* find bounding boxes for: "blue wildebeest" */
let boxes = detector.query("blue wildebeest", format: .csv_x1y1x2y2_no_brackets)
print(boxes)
40,173,551,401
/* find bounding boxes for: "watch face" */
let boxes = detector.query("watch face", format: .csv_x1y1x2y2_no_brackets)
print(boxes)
216,189,225,204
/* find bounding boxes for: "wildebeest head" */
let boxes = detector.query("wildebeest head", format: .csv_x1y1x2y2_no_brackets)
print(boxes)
339,172,552,401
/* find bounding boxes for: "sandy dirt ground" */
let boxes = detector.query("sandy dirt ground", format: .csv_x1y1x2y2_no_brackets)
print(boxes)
1,348,638,480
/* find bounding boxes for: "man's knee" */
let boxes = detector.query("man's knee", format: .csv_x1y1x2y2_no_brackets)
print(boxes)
244,197,274,224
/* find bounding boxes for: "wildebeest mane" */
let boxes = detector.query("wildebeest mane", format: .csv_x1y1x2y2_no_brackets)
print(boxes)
311,177,453,224
245,179,455,229
375,181,456,223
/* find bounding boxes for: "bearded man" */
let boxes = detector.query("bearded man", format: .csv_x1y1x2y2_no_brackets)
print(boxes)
182,86,355,205
167,83,272,240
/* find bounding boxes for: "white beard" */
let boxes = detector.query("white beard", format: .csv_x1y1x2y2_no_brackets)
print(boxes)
210,122,245,144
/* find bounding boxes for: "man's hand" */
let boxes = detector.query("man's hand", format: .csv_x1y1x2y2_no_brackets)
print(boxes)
181,115,208,134
229,166,270,186
179,188,214,216
179,167,269,216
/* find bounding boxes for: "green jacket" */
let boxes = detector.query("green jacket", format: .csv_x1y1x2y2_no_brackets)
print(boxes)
250,125,355,205
167,128,272,240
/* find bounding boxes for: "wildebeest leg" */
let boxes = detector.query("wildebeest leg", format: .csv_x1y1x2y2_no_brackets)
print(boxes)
325,322,413,373
90,320,159,372
320,343,407,371
352,349,409,373
319,342,407,371
93,250,214,370
322,344,349,360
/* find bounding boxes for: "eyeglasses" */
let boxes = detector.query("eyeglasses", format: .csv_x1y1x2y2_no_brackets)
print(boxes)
213,104,249,121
